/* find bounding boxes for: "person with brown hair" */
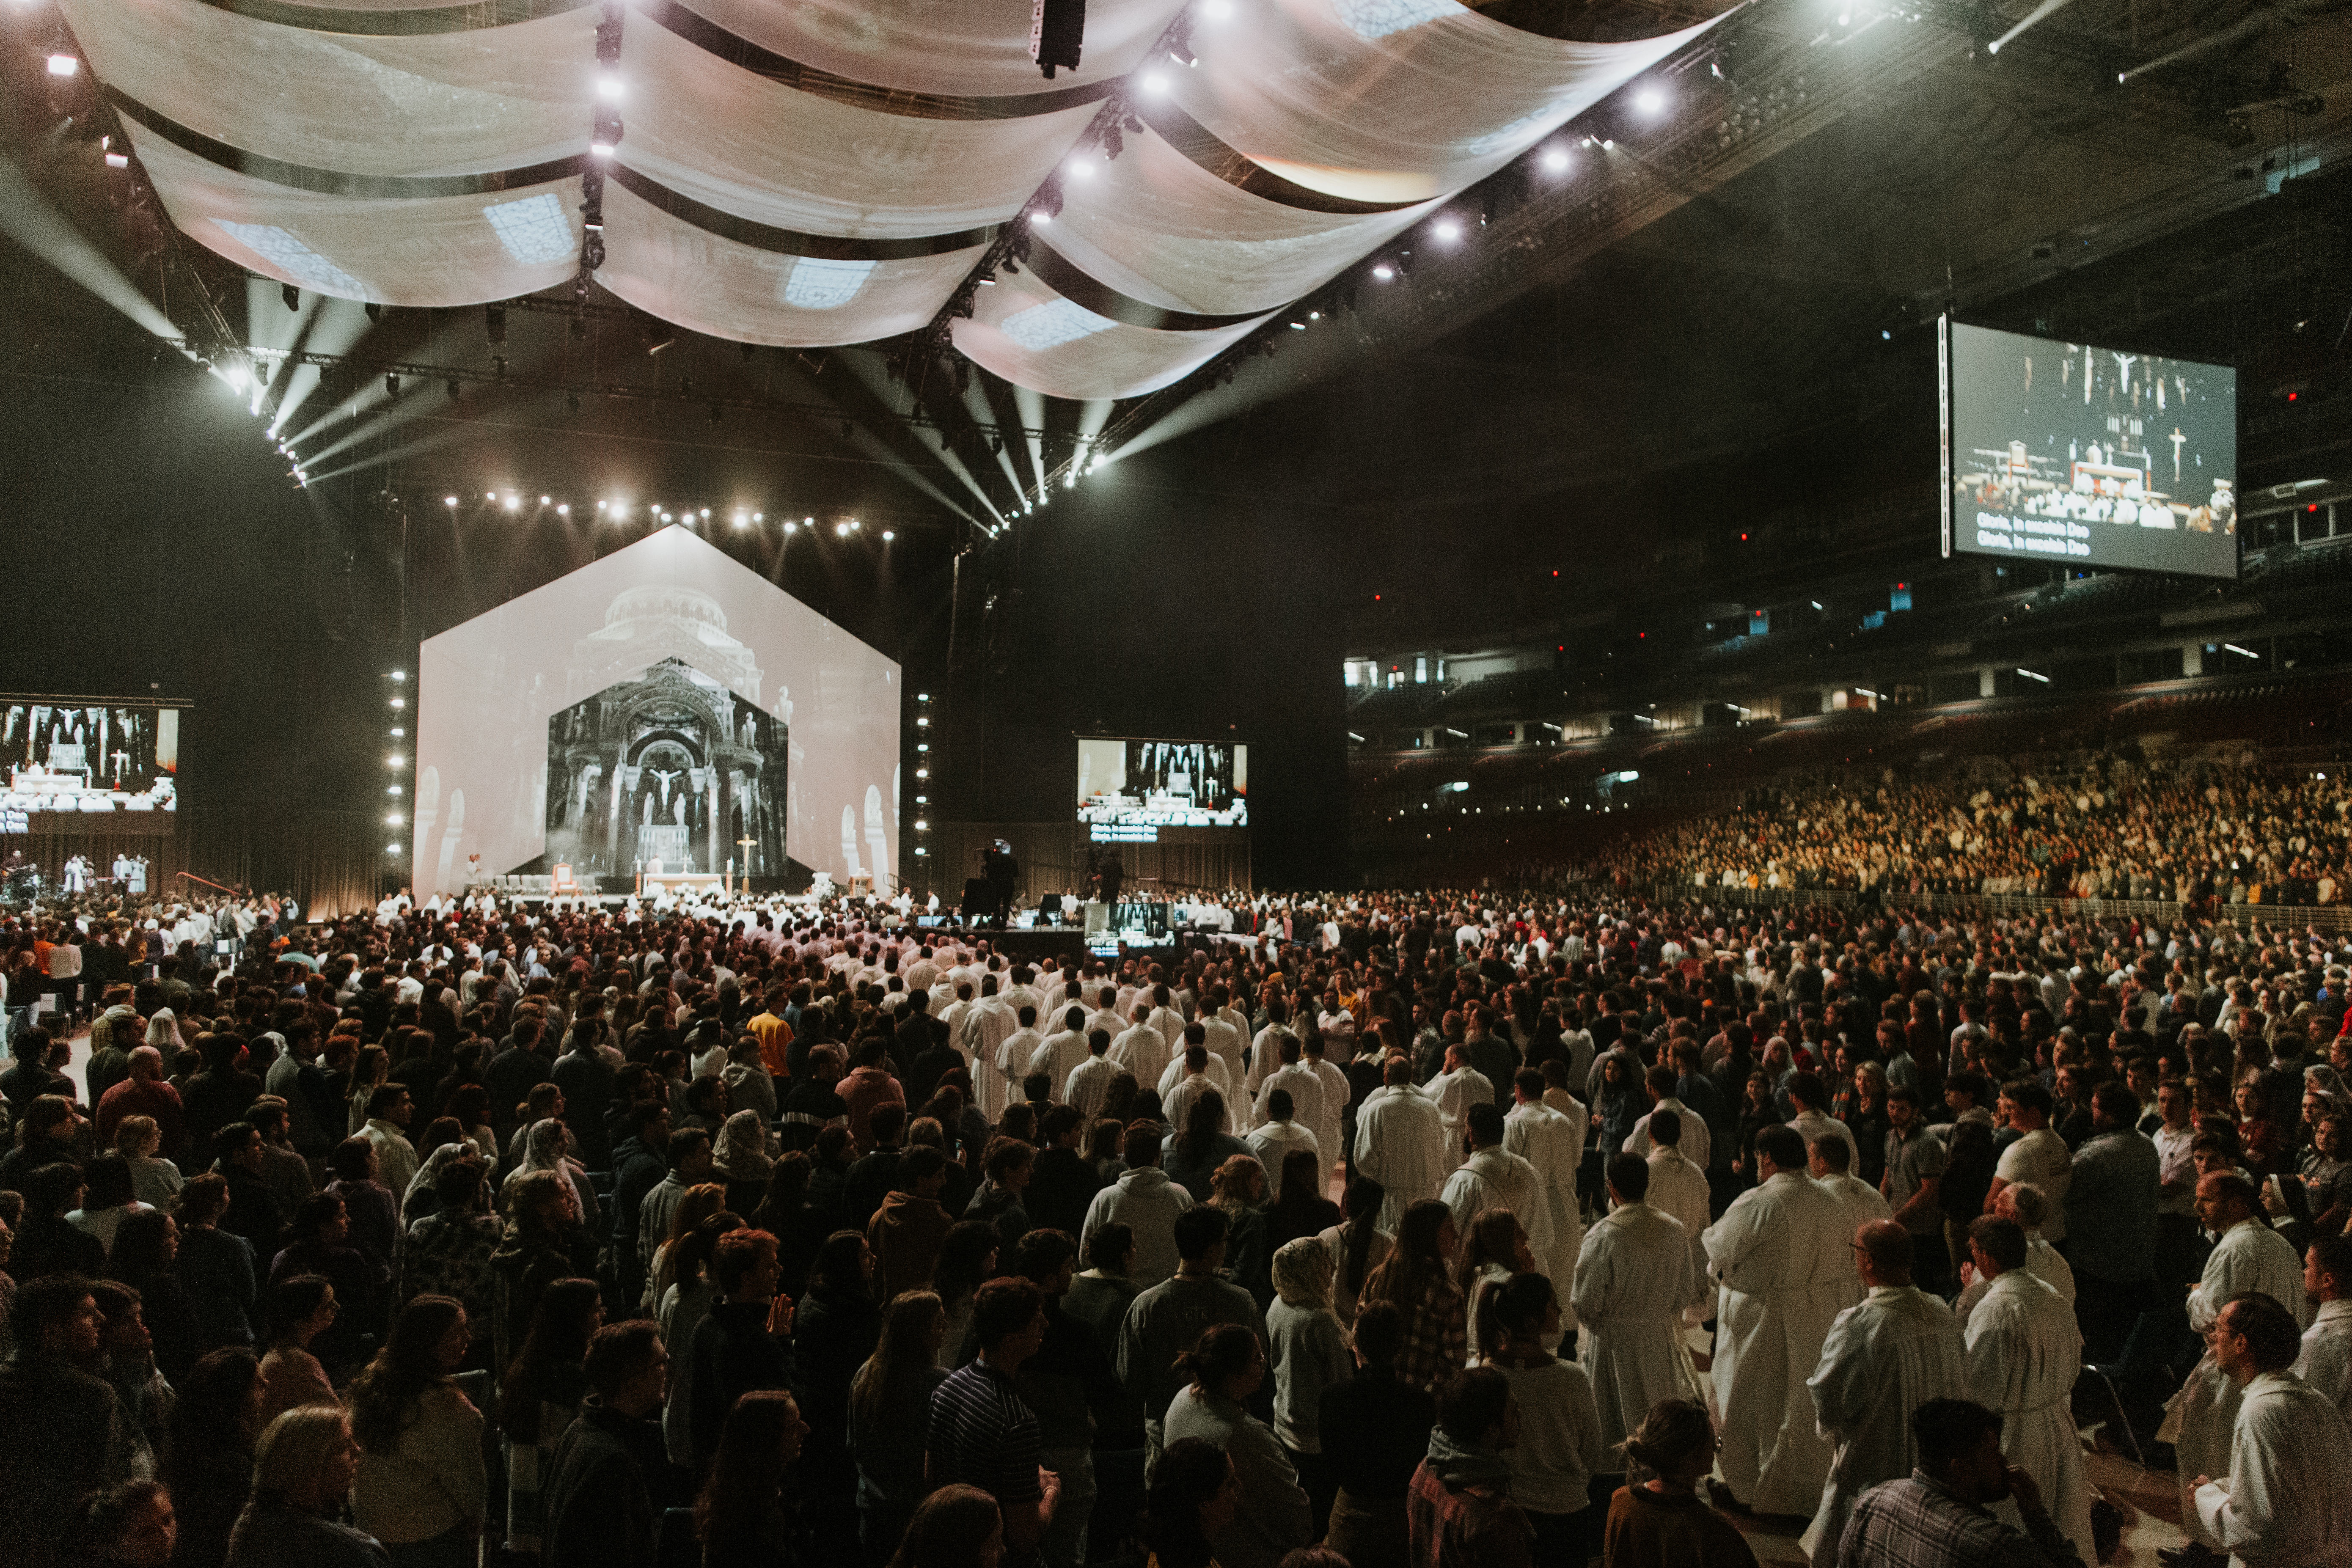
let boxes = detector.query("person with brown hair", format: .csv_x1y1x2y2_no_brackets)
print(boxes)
926,1276,1062,1562
695,1389,809,1568
1163,1323,1312,1568
1361,1199,1465,1393
852,1290,951,1560
885,1484,1003,1568
1406,1364,1532,1568
1600,1398,1756,1568
347,1295,485,1568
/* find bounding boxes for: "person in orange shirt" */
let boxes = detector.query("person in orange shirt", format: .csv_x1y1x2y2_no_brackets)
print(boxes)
747,986,794,1079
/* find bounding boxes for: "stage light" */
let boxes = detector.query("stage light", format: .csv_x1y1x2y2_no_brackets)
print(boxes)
1202,0,1232,15
914,820,927,830
386,814,402,825
391,727,404,738
805,517,814,526
596,71,624,102
835,522,849,536
882,530,894,541
539,495,550,505
389,696,406,709
700,507,710,517
784,521,797,533
590,139,616,158
918,693,930,701
753,512,762,522
105,151,128,169
1372,264,1395,281
1433,218,1461,242
1030,210,1052,226
389,671,405,682
388,754,404,766
1540,146,1570,173
1142,71,1169,92
556,503,569,516
915,767,928,778
1068,159,1093,179
917,744,929,753
47,53,77,76
733,512,748,528
850,519,861,530
387,783,402,795
504,496,520,512
444,496,458,507
387,842,402,854
611,503,628,519
916,716,929,726
1634,85,1666,114
486,492,496,501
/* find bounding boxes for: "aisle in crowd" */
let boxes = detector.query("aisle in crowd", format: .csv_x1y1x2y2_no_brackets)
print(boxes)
3,878,2351,1568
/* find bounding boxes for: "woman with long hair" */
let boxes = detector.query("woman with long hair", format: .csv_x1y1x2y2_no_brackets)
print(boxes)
348,1047,390,1139
1732,1071,1779,1186
162,1347,267,1568
108,1208,202,1381
347,1295,486,1568
173,1172,259,1355
1359,1199,1463,1393
1454,1208,1538,1362
885,1485,1003,1568
1263,1148,1340,1259
1163,1089,1248,1202
696,1389,809,1568
930,1220,1001,1370
257,1272,341,1425
1140,1437,1241,1568
1477,1271,1607,1567
660,1210,745,1471
1162,1324,1311,1568
487,1169,597,1377
1594,1055,1643,1160
1266,1238,1352,1540
1208,1154,1274,1310
268,1192,375,1373
1320,1301,1436,1568
224,1407,382,1568
498,1277,603,1560
1318,1176,1390,1329
648,1181,732,1310
849,1290,950,1562
750,1152,825,1300
790,1229,884,1550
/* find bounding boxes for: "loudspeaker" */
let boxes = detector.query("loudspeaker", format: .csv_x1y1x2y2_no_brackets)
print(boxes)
1030,0,1084,77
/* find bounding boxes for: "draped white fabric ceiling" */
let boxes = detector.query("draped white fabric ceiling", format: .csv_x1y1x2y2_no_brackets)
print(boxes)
61,0,1720,399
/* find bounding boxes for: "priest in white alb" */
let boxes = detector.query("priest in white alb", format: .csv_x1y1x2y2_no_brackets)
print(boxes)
1801,1220,1967,1568
1962,1215,2094,1561
1355,1053,1447,1232
1443,1101,1554,1268
1641,1108,1714,1327
1422,1042,1494,1177
1505,1066,1585,1323
1700,1123,1850,1516
1809,1133,1893,1314
2163,1171,2311,1559
1573,1151,1699,1455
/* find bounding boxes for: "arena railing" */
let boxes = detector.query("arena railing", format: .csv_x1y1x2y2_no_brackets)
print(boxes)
1574,879,2352,933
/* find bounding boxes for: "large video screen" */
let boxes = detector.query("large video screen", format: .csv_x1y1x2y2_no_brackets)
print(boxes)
0,698,180,836
1943,319,2238,580
415,526,899,897
1078,737,1247,840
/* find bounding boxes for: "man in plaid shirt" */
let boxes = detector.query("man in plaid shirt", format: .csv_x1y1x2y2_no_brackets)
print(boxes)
1840,1398,2084,1568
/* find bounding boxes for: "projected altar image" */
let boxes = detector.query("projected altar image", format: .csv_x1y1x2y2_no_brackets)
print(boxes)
414,525,897,897
1078,737,1247,829
1,700,179,825
540,658,789,884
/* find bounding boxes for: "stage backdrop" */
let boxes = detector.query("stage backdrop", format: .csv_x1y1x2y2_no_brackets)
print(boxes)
414,525,898,896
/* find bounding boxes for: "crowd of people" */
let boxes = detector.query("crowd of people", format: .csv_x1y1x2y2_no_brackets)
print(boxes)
0,874,2349,1568
1590,754,2352,908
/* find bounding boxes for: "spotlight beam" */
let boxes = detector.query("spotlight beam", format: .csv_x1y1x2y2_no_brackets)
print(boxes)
1984,0,2086,57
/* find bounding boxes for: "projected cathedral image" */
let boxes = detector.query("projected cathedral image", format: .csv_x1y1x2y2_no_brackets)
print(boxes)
536,657,790,886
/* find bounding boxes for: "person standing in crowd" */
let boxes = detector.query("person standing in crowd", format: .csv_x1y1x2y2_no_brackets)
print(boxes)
695,1389,808,1568
1407,1364,1534,1568
852,1290,950,1562
0,1275,142,1568
1082,1122,1196,1289
1601,1398,1757,1568
1117,1205,1263,1463
1477,1270,1607,1566
225,1407,387,1568
1266,1237,1353,1540
1881,1086,1953,1297
2061,1081,2161,1362
1361,1199,1466,1395
1161,1324,1312,1568
348,1295,486,1568
1700,1123,1846,1517
2295,1232,2352,1419
1838,1397,2087,1568
541,1321,679,1568
1960,1216,2093,1560
1802,1221,1968,1568
2190,1291,2352,1568
926,1276,1062,1565
1572,1153,1697,1461
1356,1056,1447,1232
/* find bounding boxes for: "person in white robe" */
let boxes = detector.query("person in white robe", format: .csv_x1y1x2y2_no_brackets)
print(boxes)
2193,1293,2352,1568
1354,1055,1446,1232
1624,1062,1711,1172
1962,1215,2095,1562
1422,1045,1494,1177
1538,1061,1591,1162
1027,1007,1092,1100
1700,1123,1849,1516
1952,1182,2074,1328
961,982,1017,1121
1109,1005,1172,1091
1809,1134,1893,1314
1642,1109,1714,1327
1442,1102,1554,1272
995,1007,1045,1104
1246,1089,1320,1177
1158,1029,1241,1133
1064,1032,1122,1121
2163,1172,2311,1556
1801,1220,1968,1568
2292,1235,2352,1422
1506,1069,1586,1327
1255,1035,1325,1160
1572,1151,1698,1455
1299,1036,1351,1194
